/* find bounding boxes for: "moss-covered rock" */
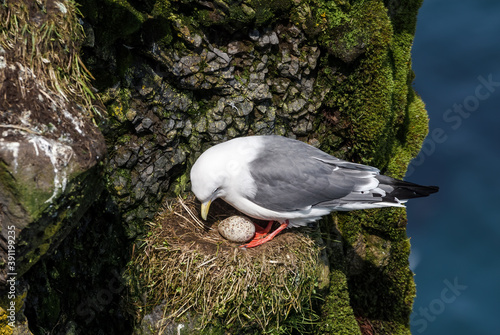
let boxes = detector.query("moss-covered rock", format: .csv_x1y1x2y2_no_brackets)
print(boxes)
5,0,430,333
0,0,106,331
0,0,106,283
22,197,133,334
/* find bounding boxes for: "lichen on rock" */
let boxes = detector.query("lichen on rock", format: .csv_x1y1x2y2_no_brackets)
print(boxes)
0,0,431,333
0,0,106,332
0,0,106,282
87,0,426,333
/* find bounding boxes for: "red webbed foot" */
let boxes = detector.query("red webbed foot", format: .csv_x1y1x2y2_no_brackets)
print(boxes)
240,221,289,248
253,221,273,239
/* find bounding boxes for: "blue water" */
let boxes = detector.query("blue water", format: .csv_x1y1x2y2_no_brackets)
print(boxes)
407,1,500,334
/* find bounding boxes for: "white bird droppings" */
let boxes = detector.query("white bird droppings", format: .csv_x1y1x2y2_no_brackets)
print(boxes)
28,135,74,203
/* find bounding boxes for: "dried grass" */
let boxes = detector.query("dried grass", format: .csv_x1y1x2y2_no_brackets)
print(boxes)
0,0,103,119
129,195,326,333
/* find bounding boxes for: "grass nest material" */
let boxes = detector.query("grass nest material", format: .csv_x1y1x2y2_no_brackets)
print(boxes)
129,195,329,334
0,0,101,119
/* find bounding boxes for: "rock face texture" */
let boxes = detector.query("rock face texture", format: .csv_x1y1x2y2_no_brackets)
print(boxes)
0,61,106,283
102,23,327,227
0,2,106,334
0,1,106,284
1,0,429,334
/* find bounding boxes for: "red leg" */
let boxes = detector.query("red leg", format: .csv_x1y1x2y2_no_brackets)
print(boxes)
240,221,289,248
253,221,274,239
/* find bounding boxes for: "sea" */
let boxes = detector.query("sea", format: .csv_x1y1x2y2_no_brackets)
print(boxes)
407,0,500,334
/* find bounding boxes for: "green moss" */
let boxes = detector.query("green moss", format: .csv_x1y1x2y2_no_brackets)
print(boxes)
13,166,104,278
333,207,414,333
170,170,191,196
386,93,429,177
313,215,355,333
103,87,134,134
0,161,47,221
79,0,146,46
196,0,293,30
0,281,28,334
42,217,66,241
108,168,132,196
319,267,361,334
70,0,428,333
22,198,134,334
312,0,426,176
79,0,174,88
0,157,91,224
147,0,174,48
0,308,13,335
299,1,425,332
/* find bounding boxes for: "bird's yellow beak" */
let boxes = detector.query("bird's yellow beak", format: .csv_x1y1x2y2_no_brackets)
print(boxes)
200,200,211,220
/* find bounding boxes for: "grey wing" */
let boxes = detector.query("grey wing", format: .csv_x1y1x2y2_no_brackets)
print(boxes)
248,138,380,212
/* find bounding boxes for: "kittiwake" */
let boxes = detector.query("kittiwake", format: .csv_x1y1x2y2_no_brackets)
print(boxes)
190,135,438,248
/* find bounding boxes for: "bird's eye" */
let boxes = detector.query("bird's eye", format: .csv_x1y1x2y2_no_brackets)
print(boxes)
212,187,220,194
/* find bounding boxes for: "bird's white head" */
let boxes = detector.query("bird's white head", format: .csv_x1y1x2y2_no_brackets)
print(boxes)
190,137,260,220
190,147,228,219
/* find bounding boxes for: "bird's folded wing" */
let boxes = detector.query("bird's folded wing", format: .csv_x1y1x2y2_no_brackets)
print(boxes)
248,153,379,213
312,157,380,172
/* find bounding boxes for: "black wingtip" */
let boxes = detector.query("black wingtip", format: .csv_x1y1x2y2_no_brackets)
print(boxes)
401,184,439,198
376,175,439,200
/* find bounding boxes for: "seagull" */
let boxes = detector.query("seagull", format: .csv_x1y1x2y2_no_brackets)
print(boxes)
190,135,438,248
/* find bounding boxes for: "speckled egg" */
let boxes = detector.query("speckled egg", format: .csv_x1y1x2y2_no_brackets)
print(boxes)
218,216,255,243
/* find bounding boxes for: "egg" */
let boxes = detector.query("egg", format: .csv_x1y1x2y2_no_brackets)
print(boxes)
218,216,256,243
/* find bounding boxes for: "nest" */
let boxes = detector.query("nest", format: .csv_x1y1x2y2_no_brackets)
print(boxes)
129,195,328,333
